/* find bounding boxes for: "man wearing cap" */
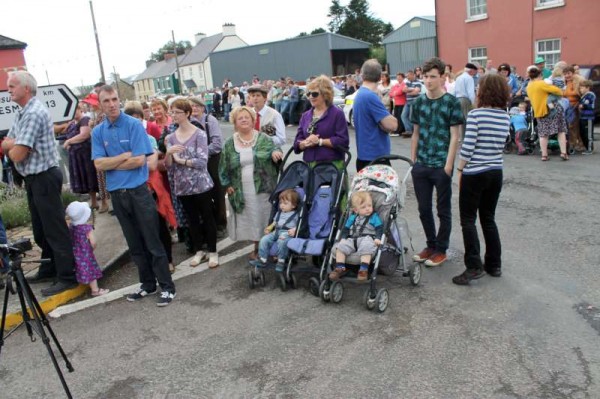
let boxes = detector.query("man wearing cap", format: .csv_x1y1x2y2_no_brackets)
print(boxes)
535,57,552,79
454,63,478,138
248,84,286,148
2,71,78,296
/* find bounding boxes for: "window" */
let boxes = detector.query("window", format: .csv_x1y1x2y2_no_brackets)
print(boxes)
536,39,561,69
469,47,487,67
536,0,564,8
467,0,487,19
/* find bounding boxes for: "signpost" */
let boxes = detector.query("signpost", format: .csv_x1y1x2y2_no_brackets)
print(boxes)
0,84,78,134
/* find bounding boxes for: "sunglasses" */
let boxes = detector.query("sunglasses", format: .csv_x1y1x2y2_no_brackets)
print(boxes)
307,91,320,98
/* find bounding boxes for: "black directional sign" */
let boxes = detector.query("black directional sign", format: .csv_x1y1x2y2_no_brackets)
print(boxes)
0,84,78,134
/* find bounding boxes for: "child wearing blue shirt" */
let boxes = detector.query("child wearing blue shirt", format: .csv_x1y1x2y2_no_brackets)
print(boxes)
510,103,529,155
579,80,596,154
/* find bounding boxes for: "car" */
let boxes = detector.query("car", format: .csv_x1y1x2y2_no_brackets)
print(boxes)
289,85,346,124
578,64,600,120
343,92,357,128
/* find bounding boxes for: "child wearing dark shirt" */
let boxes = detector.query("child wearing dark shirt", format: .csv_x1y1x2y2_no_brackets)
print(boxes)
579,80,596,154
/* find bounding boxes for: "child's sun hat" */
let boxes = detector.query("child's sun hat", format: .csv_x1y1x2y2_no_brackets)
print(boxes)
66,201,91,226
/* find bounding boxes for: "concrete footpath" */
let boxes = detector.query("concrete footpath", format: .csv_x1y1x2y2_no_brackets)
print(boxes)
1,210,129,330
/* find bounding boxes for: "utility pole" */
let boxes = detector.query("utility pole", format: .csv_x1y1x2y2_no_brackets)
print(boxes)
172,30,182,94
89,0,106,83
113,66,121,100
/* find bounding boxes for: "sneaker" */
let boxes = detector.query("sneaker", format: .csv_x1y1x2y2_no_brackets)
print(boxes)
412,247,435,263
329,267,347,281
126,288,157,302
275,261,285,273
424,252,447,267
357,268,368,281
452,268,485,285
40,280,78,296
389,132,400,137
484,266,502,277
156,291,176,307
582,150,593,155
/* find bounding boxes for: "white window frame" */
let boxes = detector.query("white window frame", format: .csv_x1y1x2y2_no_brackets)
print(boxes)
536,38,561,69
535,0,565,11
466,0,487,21
468,47,487,67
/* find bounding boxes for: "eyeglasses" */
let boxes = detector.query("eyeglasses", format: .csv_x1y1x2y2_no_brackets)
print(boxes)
306,91,320,98
169,110,186,115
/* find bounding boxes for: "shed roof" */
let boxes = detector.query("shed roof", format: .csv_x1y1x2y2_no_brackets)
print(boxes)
0,35,27,50
382,16,437,44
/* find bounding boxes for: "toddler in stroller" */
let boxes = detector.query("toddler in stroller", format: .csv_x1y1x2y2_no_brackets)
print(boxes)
328,191,383,282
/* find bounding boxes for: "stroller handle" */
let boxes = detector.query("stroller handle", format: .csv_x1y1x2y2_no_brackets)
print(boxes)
369,154,414,167
280,145,353,169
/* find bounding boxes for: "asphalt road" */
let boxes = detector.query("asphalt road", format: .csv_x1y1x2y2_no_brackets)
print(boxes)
1,122,599,398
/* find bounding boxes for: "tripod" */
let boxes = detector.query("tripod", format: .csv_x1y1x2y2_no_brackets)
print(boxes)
0,241,74,398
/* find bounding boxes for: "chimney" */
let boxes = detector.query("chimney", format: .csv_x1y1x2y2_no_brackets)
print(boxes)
195,33,207,44
145,59,156,68
222,23,236,37
164,53,176,60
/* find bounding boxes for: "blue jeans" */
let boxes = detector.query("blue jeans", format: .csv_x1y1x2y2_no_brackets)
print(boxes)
288,100,299,124
258,231,290,262
280,100,290,123
401,102,414,133
111,184,175,293
411,163,452,253
223,103,231,122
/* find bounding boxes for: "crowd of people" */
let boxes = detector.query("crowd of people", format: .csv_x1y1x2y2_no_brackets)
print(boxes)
0,53,596,304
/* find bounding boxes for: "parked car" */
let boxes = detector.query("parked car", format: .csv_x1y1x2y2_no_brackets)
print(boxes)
578,64,600,120
289,85,346,124
342,80,398,128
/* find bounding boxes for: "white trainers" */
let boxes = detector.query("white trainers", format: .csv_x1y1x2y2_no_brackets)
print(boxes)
208,252,219,269
190,251,208,267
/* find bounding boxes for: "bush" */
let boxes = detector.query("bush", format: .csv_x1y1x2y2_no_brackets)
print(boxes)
61,190,80,208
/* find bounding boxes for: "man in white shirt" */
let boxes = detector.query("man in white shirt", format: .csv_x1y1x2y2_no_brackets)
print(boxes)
248,84,286,149
454,63,477,138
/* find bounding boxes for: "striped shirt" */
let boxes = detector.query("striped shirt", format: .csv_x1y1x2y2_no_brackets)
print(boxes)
460,108,510,175
8,97,59,176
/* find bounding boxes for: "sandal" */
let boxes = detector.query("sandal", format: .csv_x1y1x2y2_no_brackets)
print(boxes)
248,250,258,261
168,263,176,274
190,251,208,267
560,153,569,161
208,252,219,269
541,155,549,162
91,288,110,296
98,205,109,214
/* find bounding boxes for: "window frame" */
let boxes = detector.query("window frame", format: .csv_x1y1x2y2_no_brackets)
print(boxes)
466,0,488,21
535,0,565,10
468,47,488,67
535,38,561,70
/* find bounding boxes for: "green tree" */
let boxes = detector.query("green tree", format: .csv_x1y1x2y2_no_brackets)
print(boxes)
150,40,192,62
311,28,327,34
327,0,393,46
327,0,345,32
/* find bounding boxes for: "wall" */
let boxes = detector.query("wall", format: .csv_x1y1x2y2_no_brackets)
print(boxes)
0,49,27,91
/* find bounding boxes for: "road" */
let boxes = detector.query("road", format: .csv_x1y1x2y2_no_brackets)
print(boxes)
1,122,599,398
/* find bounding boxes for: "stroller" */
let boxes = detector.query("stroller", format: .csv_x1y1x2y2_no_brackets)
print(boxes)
505,104,536,155
318,155,419,313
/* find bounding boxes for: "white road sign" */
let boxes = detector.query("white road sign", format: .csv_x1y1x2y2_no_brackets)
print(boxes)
0,84,78,133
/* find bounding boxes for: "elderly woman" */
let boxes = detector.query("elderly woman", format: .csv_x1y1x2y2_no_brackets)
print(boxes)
188,96,227,233
219,106,283,259
527,66,569,161
563,65,585,151
63,103,100,209
294,75,350,168
453,74,510,285
166,99,219,268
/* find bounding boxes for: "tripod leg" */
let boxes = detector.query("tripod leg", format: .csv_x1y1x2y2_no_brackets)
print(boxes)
0,277,12,357
13,268,74,398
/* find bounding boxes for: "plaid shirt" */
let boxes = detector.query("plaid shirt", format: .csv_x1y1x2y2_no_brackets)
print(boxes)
8,97,59,176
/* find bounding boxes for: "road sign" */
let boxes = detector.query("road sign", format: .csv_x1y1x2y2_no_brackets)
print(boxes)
0,84,78,134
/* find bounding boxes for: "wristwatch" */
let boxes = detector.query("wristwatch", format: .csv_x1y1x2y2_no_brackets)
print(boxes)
318,138,323,147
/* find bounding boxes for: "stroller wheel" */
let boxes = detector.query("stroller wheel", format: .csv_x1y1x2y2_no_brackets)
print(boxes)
319,280,331,302
278,272,288,292
248,269,255,289
290,273,298,289
527,148,534,155
258,270,266,287
364,289,377,310
308,277,320,297
409,263,422,286
375,288,389,313
330,281,344,303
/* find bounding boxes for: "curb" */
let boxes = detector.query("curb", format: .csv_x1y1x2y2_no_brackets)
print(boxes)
1,248,130,331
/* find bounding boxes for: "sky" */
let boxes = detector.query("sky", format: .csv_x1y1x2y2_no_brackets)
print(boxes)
3,0,435,90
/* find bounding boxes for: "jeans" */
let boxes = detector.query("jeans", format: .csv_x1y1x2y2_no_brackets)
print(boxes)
223,103,232,122
288,100,299,124
24,167,76,283
459,170,502,270
258,231,290,261
111,184,175,293
393,104,405,134
401,102,414,133
411,163,452,253
280,100,290,123
580,118,595,151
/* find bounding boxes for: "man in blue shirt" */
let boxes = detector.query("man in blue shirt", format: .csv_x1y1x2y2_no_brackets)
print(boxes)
353,59,398,171
2,71,77,296
400,69,423,138
92,86,176,307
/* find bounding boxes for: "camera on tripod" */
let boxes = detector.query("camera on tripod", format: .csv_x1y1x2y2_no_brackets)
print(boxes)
0,238,33,261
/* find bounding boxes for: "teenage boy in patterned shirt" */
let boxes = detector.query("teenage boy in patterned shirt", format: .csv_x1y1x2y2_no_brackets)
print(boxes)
410,57,464,267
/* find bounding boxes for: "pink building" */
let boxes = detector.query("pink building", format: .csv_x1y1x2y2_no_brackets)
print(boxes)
0,35,27,91
435,0,600,75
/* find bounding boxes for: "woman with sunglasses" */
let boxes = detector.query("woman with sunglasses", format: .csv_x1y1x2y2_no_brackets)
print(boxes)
293,75,350,169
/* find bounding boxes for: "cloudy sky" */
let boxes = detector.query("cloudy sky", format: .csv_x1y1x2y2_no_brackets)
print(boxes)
4,0,435,89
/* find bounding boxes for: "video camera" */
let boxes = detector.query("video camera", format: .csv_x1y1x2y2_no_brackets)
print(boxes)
0,238,32,259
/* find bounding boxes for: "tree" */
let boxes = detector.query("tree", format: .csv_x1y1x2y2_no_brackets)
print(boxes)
327,0,393,46
149,40,192,62
296,28,327,38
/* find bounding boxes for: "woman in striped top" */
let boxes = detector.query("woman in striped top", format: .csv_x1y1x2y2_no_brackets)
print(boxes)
453,74,510,285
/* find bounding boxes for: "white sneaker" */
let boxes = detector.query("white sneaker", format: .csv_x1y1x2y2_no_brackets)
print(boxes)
190,251,207,267
208,252,219,269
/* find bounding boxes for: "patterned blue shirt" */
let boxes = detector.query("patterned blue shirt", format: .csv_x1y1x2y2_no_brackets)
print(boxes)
8,97,59,176
579,92,596,120
411,93,464,168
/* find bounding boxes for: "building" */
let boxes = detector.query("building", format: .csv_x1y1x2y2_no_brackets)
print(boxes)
436,0,600,75
382,16,437,74
210,32,370,86
0,35,27,91
178,24,247,94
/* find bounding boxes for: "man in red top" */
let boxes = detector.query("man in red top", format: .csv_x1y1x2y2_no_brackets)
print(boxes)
389,72,407,136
